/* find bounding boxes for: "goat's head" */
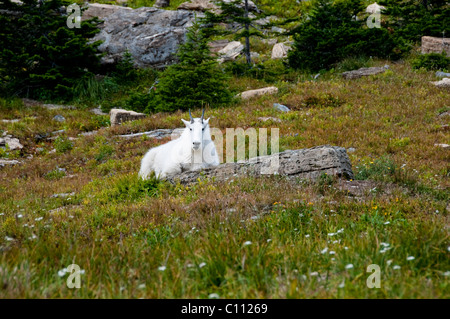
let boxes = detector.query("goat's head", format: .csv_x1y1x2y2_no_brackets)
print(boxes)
181,108,210,151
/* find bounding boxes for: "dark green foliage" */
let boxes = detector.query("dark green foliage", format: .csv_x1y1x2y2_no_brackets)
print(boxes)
143,21,233,113
379,0,450,44
411,53,450,71
0,0,102,100
288,0,400,72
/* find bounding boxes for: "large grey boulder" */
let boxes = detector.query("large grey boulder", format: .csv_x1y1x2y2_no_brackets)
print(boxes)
421,36,450,56
87,5,196,68
110,109,147,126
178,0,259,13
169,145,354,184
237,86,278,100
271,42,291,59
342,66,388,79
217,41,244,63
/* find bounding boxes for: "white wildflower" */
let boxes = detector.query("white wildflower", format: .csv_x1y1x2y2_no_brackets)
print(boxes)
321,247,328,254
35,217,43,221
406,256,415,261
393,265,401,270
199,262,207,268
208,293,220,299
345,264,354,269
158,266,166,271
243,241,252,247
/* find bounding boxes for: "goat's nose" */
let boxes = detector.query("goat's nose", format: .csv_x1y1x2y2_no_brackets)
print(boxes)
193,142,201,146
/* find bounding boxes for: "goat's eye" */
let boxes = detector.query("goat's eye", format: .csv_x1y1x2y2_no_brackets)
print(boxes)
190,128,192,131
202,128,204,131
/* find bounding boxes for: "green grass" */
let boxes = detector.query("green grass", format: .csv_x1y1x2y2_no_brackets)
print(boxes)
0,35,449,298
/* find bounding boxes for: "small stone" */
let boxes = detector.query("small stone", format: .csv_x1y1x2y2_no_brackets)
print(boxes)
258,117,281,123
273,103,290,112
342,67,387,79
347,147,356,153
53,115,66,122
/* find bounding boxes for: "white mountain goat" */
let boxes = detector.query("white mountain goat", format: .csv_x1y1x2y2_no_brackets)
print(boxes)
139,109,220,179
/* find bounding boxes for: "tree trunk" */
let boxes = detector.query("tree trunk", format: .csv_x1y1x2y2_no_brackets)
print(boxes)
244,0,252,65
155,0,170,8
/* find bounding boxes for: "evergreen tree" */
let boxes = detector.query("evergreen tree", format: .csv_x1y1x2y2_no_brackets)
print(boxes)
146,20,233,113
0,0,102,100
288,0,400,72
379,0,450,44
201,0,265,64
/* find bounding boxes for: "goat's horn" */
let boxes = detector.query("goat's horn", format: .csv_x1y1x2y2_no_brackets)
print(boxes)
201,108,205,121
189,109,193,123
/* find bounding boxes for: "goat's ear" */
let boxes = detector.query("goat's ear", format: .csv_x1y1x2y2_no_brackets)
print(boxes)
181,119,190,127
203,117,210,125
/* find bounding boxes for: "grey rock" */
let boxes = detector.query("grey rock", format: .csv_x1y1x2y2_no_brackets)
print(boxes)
42,104,75,110
90,107,108,115
86,5,197,68
273,103,290,112
431,78,450,88
53,115,66,122
168,145,354,184
254,15,279,26
218,41,244,63
51,192,75,198
118,128,185,139
271,42,291,59
342,67,387,79
436,71,450,78
258,117,281,123
110,108,147,126
347,147,356,153
271,26,286,34
0,159,21,167
237,87,278,100
421,36,450,56
0,135,23,151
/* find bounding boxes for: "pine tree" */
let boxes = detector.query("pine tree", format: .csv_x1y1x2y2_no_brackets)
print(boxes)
288,0,400,71
201,0,265,65
146,20,233,113
0,0,102,100
379,0,450,44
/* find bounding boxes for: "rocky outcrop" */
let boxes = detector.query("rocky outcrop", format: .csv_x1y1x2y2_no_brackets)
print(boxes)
421,36,450,56
271,42,291,59
237,87,279,100
342,66,388,79
169,145,354,184
110,109,147,126
431,78,450,89
86,5,196,68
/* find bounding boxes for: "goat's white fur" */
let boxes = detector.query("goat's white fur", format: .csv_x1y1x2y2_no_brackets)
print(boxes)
139,114,220,179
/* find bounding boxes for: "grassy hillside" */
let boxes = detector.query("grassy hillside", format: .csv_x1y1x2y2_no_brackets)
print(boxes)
0,57,448,298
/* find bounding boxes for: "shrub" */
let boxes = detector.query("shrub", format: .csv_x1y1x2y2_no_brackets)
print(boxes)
0,0,102,100
144,21,233,113
379,0,450,44
54,136,74,153
288,0,400,72
411,53,450,71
